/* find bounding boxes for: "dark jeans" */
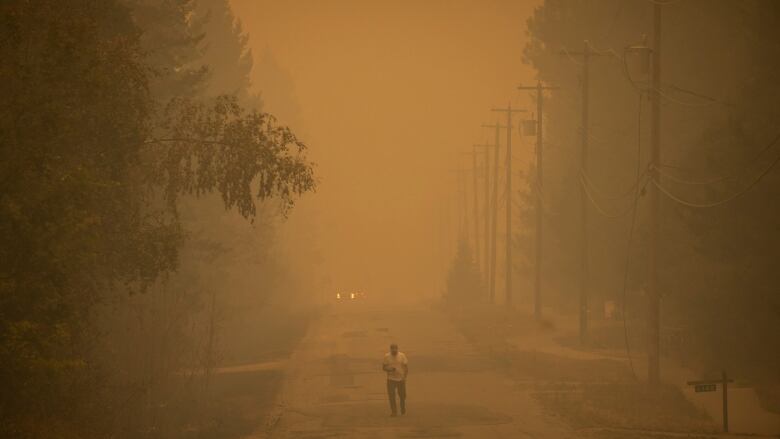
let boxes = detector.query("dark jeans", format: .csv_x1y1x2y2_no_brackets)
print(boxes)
386,379,406,414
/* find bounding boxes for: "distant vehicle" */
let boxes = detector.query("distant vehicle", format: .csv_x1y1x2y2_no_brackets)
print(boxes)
335,291,365,301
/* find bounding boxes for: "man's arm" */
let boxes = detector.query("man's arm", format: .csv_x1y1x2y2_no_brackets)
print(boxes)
402,355,408,380
382,356,393,372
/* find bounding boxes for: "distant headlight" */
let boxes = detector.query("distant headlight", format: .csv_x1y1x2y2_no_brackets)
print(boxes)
336,293,341,299
350,293,355,299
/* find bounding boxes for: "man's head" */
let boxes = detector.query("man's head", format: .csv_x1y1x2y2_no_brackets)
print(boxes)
390,343,398,356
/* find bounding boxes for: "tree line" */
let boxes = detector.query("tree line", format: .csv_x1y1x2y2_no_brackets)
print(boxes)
517,0,779,408
0,1,315,437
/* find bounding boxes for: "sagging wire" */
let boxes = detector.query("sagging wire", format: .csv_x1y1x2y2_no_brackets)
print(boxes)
652,154,780,208
655,131,780,185
581,167,651,201
652,131,780,208
594,39,729,108
580,175,643,219
663,83,734,108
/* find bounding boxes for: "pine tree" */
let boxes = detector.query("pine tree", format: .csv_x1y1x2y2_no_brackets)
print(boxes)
195,0,260,107
444,238,484,303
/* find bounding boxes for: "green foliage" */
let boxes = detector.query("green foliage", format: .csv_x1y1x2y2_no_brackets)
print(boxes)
0,0,316,436
152,96,315,218
0,3,166,432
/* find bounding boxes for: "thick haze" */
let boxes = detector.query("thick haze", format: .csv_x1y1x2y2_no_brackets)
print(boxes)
231,0,539,299
5,1,780,437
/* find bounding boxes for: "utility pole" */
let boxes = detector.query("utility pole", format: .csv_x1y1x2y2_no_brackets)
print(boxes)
454,169,469,242
481,123,505,304
518,81,559,321
482,145,490,283
580,43,590,344
463,148,486,274
560,41,605,343
447,191,455,260
648,2,662,386
491,104,526,307
474,143,495,285
471,147,481,273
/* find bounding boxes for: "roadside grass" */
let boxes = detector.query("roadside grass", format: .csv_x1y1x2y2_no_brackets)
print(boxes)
535,380,714,433
191,369,284,439
187,305,319,438
443,302,717,435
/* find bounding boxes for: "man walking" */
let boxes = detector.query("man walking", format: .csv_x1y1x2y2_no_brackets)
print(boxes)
382,343,408,416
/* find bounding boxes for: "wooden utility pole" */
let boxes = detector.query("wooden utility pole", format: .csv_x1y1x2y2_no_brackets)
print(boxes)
482,145,490,281
518,81,559,321
474,143,495,284
560,42,606,343
491,104,526,307
481,123,505,304
722,371,729,432
455,169,469,241
471,147,481,272
444,195,451,268
580,42,590,344
464,147,488,275
648,2,662,385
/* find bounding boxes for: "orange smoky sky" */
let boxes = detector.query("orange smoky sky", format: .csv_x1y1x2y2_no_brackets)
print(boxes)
230,0,541,299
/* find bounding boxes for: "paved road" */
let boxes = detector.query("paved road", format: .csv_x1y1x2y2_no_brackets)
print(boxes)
256,301,573,439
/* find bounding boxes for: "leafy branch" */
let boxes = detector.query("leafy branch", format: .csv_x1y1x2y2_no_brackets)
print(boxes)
147,96,316,218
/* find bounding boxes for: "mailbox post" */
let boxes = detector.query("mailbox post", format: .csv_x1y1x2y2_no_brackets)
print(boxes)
686,371,733,432
722,371,729,433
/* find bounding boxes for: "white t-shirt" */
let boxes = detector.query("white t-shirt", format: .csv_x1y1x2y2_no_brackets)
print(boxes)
383,352,408,381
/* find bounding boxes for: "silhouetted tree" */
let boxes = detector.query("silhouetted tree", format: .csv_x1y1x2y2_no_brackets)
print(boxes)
444,238,484,304
0,1,315,436
523,0,780,407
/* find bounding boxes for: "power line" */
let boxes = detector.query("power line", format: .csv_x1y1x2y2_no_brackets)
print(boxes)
653,151,780,208
663,83,733,107
656,87,720,108
588,43,717,108
560,47,584,66
580,176,642,218
587,39,730,109
616,45,729,107
656,131,780,185
581,168,649,201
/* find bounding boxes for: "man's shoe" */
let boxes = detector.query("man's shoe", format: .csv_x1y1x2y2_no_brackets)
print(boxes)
390,412,397,417
401,407,406,415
